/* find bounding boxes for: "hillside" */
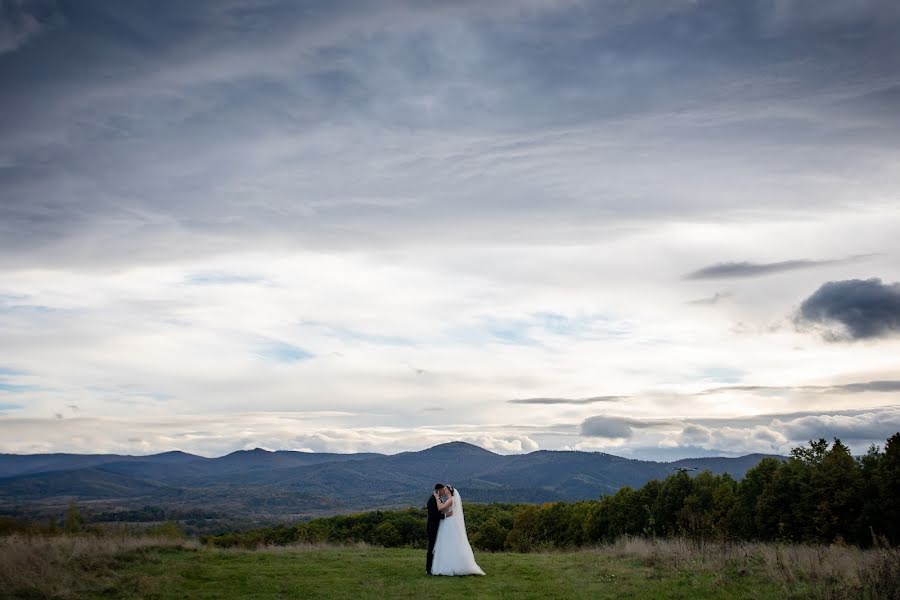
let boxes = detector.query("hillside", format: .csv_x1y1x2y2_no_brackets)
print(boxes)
0,442,782,519
4,536,895,600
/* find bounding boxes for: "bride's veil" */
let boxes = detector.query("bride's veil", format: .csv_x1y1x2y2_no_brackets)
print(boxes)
451,487,466,535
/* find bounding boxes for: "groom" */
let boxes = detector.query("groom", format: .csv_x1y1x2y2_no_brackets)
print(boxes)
426,483,451,575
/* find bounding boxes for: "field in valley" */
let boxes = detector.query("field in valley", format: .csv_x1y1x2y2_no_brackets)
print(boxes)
3,534,898,600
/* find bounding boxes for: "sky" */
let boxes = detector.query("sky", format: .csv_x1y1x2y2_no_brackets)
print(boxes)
1,0,899,460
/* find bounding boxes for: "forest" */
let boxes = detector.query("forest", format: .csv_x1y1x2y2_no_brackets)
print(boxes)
202,434,900,551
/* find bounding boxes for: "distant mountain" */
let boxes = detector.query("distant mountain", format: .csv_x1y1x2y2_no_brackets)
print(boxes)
0,443,783,519
0,450,205,478
669,454,778,478
0,448,382,480
0,466,179,499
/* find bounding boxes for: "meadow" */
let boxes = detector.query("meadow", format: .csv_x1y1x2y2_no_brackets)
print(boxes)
2,534,898,600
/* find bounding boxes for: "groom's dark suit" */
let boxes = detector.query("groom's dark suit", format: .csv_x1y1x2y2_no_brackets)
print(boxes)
425,494,446,575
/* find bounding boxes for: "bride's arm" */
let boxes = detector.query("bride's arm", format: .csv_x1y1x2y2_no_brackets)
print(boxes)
435,493,453,512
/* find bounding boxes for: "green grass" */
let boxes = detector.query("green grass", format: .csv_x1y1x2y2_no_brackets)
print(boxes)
98,546,801,600
8,535,896,599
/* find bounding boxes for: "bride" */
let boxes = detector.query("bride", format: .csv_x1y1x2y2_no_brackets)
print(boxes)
431,485,485,576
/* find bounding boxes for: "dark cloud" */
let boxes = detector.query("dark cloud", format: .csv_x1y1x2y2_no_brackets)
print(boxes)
0,2,898,268
683,255,871,280
509,396,625,405
795,278,900,341
580,415,672,438
0,0,61,54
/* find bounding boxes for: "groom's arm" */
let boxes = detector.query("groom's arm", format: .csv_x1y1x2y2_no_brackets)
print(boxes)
428,497,444,520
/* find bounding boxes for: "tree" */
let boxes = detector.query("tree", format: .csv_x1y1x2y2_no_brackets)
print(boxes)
472,518,507,551
756,458,814,541
373,522,401,547
505,506,541,551
878,433,900,544
734,457,780,539
653,471,693,536
679,472,737,540
813,438,862,543
64,503,81,534
791,438,829,467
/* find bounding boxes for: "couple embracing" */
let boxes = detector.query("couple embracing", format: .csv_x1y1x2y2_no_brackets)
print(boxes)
425,483,485,576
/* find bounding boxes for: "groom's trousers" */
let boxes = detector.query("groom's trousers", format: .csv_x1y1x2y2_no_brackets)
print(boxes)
426,525,439,574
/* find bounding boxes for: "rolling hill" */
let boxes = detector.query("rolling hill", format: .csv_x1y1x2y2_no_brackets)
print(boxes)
0,442,782,519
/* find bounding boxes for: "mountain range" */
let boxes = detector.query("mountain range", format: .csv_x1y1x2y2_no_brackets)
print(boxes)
0,442,780,520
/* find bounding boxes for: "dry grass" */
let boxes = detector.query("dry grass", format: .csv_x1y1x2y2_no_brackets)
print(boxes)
597,536,900,599
2,534,898,599
0,534,198,599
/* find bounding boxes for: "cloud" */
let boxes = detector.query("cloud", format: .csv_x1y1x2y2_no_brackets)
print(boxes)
696,379,900,396
580,416,665,439
795,278,900,340
683,255,871,280
183,272,267,286
0,0,59,54
466,434,539,453
678,423,712,445
687,292,732,305
509,396,625,405
777,411,900,442
579,406,900,455
301,320,416,347
0,413,546,456
831,380,900,393
2,3,899,269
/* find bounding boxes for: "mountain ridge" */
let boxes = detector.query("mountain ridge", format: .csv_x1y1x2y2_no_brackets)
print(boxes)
0,442,785,519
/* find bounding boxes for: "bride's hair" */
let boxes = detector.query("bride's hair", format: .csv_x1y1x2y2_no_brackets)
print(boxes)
446,485,455,496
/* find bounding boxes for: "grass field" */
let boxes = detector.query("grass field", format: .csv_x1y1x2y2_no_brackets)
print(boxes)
2,535,898,599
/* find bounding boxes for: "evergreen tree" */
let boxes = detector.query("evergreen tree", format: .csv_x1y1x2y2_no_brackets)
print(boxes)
813,439,862,543
879,433,900,544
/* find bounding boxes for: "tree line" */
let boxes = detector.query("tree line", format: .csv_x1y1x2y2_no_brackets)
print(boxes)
205,434,900,550
3,434,897,550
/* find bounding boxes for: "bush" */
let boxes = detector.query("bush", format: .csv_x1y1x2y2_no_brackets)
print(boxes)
374,522,401,547
472,518,507,551
146,521,186,539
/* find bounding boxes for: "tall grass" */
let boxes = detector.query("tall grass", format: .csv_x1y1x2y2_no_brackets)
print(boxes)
0,534,198,599
599,536,900,599
2,534,898,599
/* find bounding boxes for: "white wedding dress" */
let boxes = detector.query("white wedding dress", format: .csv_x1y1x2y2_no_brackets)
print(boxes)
431,489,485,576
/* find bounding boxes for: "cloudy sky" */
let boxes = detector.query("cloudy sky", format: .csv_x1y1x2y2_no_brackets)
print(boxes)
1,0,899,460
